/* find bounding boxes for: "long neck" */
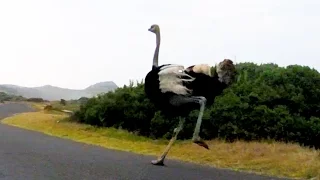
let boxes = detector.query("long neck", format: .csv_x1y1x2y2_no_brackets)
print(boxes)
152,30,160,69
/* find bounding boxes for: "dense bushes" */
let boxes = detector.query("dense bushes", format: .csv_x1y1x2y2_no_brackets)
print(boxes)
26,97,47,102
73,62,320,149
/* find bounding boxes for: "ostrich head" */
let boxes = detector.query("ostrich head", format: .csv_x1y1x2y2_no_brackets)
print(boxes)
216,59,236,85
148,24,160,34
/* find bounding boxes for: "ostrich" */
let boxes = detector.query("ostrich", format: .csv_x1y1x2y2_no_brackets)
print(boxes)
144,24,236,166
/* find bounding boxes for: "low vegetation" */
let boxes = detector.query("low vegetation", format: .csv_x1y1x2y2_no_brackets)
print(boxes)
25,97,85,113
49,98,83,112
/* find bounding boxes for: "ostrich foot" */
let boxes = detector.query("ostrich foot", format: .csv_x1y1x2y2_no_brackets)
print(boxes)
151,159,165,166
192,137,210,150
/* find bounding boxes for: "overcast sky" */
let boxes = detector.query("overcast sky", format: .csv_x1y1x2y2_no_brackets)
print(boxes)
0,0,319,89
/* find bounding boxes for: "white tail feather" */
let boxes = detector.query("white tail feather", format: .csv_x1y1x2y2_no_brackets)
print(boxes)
158,64,194,95
190,64,212,76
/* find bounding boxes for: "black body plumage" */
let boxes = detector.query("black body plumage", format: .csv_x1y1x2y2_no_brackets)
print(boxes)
184,69,227,106
144,64,227,118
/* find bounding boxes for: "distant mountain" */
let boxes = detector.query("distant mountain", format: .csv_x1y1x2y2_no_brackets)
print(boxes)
0,81,118,101
84,81,118,95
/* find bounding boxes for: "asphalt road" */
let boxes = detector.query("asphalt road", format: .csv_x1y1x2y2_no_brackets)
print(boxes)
0,102,291,180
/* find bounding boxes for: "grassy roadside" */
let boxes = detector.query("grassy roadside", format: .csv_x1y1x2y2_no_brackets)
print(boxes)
25,101,79,112
48,100,81,111
1,108,319,179
26,102,46,110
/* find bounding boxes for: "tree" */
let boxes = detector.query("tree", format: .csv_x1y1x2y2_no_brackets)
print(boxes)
60,99,66,106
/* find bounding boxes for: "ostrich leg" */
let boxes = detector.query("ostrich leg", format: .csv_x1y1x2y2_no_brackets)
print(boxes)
151,95,209,166
191,96,209,149
168,95,209,149
151,117,185,166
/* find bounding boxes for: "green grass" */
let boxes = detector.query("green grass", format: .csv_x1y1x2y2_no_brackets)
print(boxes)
2,108,320,180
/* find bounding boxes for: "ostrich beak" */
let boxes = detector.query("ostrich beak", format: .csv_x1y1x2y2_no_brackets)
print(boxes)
148,28,152,32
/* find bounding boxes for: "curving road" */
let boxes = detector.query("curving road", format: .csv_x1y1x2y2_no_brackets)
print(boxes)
0,102,291,180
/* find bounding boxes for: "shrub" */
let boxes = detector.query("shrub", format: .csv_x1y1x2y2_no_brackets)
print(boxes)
60,99,66,106
44,104,53,111
27,97,45,102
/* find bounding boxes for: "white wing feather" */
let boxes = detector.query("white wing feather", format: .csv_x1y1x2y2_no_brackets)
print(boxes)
158,64,194,95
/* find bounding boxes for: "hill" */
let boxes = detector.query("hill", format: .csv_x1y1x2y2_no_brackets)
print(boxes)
0,81,118,101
